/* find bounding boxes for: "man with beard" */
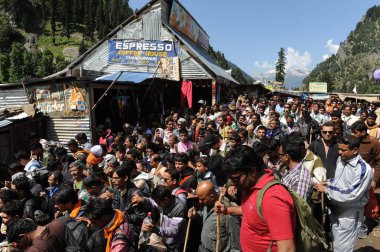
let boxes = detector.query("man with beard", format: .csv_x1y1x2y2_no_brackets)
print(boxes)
309,122,340,179
215,146,296,252
351,121,380,189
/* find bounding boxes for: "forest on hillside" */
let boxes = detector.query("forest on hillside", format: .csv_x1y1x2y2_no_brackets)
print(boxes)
303,5,380,93
0,0,252,84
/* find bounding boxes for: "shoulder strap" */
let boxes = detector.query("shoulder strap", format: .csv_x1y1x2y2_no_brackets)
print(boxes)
175,188,188,196
257,180,282,220
179,175,193,186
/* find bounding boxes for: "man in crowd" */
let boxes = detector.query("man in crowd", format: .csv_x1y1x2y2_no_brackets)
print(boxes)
279,136,314,201
7,218,66,251
315,135,373,252
188,181,241,252
86,197,133,252
215,146,296,252
351,121,380,189
309,122,340,179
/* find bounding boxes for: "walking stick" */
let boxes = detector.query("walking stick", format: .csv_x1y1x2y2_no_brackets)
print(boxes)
216,186,227,252
183,208,193,252
321,175,326,226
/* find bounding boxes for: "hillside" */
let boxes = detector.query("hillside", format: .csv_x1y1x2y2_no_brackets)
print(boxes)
0,0,251,84
303,5,380,93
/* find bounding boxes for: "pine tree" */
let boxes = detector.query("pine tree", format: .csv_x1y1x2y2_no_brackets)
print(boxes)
40,0,47,35
22,50,35,77
275,47,286,83
9,43,25,82
96,0,105,39
55,55,68,72
0,53,10,82
0,16,24,53
37,50,55,77
72,0,79,28
63,0,72,40
50,0,57,44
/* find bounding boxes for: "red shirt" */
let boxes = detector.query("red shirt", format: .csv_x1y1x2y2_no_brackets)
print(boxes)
240,169,296,252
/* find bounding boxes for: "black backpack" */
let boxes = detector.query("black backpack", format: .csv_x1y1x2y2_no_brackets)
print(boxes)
59,217,106,252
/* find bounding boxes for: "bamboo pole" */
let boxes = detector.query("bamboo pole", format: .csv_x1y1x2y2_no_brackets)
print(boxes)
216,186,226,252
183,211,192,252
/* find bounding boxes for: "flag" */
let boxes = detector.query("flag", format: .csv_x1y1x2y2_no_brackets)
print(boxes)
353,84,357,94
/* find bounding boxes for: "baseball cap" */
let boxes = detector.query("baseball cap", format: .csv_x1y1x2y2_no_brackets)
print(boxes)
99,154,117,168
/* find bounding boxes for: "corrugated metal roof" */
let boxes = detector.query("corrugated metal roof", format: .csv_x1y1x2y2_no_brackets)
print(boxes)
164,24,239,84
7,112,30,120
0,89,29,108
47,0,238,85
0,120,12,128
143,10,161,40
46,117,91,144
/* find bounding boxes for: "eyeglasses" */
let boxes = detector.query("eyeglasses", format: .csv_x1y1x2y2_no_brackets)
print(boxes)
278,152,287,157
322,131,333,135
230,173,245,183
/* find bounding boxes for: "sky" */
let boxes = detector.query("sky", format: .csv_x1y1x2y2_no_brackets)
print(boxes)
129,0,379,77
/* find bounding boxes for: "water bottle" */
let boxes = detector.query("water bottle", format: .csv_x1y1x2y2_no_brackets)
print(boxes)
141,212,152,242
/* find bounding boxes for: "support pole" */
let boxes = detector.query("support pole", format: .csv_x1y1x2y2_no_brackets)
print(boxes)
91,71,123,110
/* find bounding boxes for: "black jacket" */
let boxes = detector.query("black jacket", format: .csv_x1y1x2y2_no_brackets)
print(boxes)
309,139,339,179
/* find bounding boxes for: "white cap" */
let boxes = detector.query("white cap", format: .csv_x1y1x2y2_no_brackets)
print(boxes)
198,99,205,104
99,154,117,167
90,145,103,157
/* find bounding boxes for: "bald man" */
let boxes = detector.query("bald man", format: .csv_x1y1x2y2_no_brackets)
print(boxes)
188,181,241,252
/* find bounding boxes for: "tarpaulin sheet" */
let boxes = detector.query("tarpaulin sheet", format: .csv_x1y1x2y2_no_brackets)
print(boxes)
95,71,153,83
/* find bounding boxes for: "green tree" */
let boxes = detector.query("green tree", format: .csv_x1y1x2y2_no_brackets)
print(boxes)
0,16,24,53
96,0,105,39
318,71,335,92
31,47,43,73
22,50,34,77
0,53,10,82
232,68,246,84
9,43,25,82
50,0,57,44
37,50,55,77
55,55,68,72
275,47,286,83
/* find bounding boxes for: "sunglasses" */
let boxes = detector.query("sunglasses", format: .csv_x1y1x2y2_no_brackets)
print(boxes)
230,173,245,183
322,131,333,135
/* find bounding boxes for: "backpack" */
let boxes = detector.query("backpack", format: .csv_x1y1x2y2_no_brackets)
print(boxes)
59,217,106,252
257,180,329,252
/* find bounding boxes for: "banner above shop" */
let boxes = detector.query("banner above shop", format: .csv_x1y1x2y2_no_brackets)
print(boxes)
169,0,209,50
108,40,179,66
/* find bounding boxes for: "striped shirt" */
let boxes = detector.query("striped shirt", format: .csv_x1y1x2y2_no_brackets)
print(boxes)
281,162,313,201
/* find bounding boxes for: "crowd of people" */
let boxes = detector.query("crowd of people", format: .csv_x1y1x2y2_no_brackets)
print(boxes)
0,94,379,252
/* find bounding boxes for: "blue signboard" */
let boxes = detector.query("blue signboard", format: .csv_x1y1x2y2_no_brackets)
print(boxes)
108,40,179,66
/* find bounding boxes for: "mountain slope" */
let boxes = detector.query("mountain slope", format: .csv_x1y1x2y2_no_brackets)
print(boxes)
303,5,380,93
253,68,310,89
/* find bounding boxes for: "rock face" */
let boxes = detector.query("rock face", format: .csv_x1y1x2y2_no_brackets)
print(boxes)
62,47,79,60
304,5,380,93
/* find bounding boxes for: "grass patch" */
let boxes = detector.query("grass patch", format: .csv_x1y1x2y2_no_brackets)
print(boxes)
37,21,95,58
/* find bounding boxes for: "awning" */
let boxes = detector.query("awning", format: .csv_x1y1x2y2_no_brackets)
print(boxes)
95,71,154,83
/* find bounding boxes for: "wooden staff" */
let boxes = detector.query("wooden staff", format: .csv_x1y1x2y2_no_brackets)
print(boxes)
216,186,227,252
321,175,326,226
183,209,193,252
